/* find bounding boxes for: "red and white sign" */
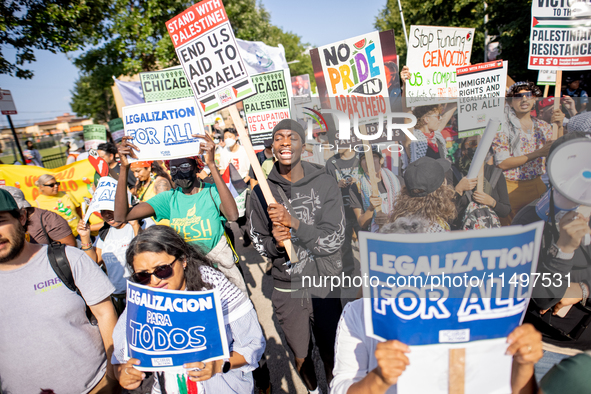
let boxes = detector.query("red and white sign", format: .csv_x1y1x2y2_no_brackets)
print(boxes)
0,90,17,115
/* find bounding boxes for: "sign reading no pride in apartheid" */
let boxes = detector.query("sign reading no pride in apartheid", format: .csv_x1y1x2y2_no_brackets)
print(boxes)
166,0,256,115
126,282,229,371
243,69,291,149
123,97,203,161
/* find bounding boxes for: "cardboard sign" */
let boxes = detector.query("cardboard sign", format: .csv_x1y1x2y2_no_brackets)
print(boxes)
406,25,475,106
529,1,591,70
291,74,312,104
83,176,119,223
126,282,229,371
310,30,401,124
537,69,557,86
123,97,203,161
456,60,507,138
243,69,292,149
108,118,125,143
83,125,107,151
166,0,255,115
140,66,193,103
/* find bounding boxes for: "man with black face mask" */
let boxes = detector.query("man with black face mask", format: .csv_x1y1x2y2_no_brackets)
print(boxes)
113,134,248,295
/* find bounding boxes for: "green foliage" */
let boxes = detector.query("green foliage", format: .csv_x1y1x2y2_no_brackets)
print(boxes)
70,74,118,123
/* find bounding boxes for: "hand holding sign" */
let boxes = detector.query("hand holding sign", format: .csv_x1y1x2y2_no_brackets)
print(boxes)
374,340,411,387
191,134,215,167
116,359,145,390
118,136,140,167
185,360,224,382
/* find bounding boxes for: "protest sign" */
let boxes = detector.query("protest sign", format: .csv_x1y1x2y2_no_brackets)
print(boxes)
291,74,312,104
529,1,591,70
456,60,507,138
123,97,203,161
466,118,502,180
83,176,118,222
310,30,401,123
140,66,193,103
537,69,557,86
166,0,255,115
406,25,475,106
126,282,229,371
243,69,292,149
359,222,543,393
236,38,289,75
108,118,125,143
83,125,107,151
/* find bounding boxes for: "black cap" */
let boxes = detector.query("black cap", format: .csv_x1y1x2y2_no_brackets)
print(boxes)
404,157,451,197
272,119,305,143
0,188,20,212
263,138,273,149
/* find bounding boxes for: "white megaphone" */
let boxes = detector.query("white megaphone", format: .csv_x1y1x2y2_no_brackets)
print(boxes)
536,137,591,245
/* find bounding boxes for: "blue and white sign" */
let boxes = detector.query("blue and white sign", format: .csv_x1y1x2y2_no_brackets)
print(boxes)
126,282,229,371
360,222,544,344
123,97,204,161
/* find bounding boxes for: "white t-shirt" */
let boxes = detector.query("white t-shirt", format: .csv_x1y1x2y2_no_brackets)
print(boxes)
219,145,251,178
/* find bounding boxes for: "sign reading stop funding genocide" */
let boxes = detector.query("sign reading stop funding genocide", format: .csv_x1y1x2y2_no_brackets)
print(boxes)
166,0,255,115
406,25,475,106
456,60,507,138
140,66,193,103
243,69,291,149
123,97,203,161
529,1,591,70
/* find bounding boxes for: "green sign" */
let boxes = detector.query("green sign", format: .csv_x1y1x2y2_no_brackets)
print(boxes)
140,67,194,102
108,118,123,131
83,124,107,141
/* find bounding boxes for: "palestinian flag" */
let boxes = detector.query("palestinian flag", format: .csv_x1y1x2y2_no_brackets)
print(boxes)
222,163,248,198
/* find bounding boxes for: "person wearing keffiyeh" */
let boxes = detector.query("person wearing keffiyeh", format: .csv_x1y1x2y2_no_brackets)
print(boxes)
409,104,453,163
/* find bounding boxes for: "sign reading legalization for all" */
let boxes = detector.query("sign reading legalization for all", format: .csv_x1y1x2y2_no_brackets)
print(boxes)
310,30,401,124
243,69,292,149
456,60,507,138
406,25,475,106
166,0,256,115
83,125,107,151
140,66,193,103
529,1,591,70
126,282,229,371
123,97,203,161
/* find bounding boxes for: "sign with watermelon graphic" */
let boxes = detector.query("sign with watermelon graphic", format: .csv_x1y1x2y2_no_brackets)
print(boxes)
528,1,591,70
310,30,401,124
166,0,256,115
405,25,475,107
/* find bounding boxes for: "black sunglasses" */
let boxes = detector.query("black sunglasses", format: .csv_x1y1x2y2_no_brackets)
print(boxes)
132,258,179,285
513,92,533,98
43,182,60,188
169,163,193,176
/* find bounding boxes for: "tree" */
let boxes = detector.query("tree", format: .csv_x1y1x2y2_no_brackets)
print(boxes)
70,74,118,123
0,0,111,78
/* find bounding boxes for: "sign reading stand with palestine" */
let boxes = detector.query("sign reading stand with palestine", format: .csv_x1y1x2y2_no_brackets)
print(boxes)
243,69,292,149
529,1,591,70
140,66,193,103
166,0,256,115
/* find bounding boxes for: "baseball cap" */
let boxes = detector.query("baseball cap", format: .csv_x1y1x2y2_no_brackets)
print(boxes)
0,188,20,212
404,156,451,197
272,119,306,143
538,97,555,110
0,186,31,208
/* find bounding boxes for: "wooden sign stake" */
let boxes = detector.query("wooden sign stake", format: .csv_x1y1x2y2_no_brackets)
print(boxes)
552,70,563,139
543,85,550,98
359,124,381,212
449,348,466,394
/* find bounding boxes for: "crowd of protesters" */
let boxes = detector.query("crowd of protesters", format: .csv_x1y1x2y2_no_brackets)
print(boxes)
0,63,591,394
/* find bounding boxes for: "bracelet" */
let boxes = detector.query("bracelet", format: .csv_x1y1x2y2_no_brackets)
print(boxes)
81,246,94,251
581,282,589,307
80,242,92,248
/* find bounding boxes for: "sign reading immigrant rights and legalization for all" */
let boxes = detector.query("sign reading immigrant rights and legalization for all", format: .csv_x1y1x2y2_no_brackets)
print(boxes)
243,69,292,149
123,97,203,161
166,0,256,115
456,60,507,138
310,30,401,124
405,25,475,106
529,1,591,70
83,125,107,151
140,66,193,103
126,282,229,371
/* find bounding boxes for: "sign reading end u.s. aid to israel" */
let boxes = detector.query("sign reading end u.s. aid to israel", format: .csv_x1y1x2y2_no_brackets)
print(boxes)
126,282,229,371
123,97,203,161
359,222,544,345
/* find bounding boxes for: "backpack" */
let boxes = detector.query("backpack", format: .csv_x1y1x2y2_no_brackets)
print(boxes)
460,167,504,230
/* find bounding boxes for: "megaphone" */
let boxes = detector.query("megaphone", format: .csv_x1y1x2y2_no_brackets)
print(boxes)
536,137,591,245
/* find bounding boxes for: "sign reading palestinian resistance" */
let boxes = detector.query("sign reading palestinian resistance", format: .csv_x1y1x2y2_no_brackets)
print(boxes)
456,60,507,138
140,66,193,103
537,69,557,86
108,118,125,143
359,223,544,393
166,0,256,115
123,97,203,161
310,30,401,124
83,125,107,151
126,282,229,371
243,69,292,149
529,1,591,70
406,25,475,107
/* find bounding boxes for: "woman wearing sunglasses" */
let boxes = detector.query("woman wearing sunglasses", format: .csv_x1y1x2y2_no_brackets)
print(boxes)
112,226,265,393
34,174,83,237
492,81,564,225
114,134,247,295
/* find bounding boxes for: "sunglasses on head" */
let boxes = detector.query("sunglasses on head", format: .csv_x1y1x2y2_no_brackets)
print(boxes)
43,182,60,188
513,92,533,98
132,257,179,285
169,163,192,176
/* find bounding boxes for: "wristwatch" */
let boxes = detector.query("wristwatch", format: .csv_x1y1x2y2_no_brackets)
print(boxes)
222,358,231,374
548,243,575,260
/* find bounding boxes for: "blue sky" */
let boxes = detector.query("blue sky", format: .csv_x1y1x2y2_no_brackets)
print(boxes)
0,0,388,129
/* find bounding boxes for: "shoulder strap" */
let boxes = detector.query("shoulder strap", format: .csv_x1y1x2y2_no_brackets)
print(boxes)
489,167,503,189
40,213,78,293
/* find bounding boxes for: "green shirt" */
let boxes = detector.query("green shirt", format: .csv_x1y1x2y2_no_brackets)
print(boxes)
146,184,225,254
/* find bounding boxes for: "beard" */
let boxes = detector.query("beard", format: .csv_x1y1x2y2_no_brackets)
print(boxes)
0,222,25,264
